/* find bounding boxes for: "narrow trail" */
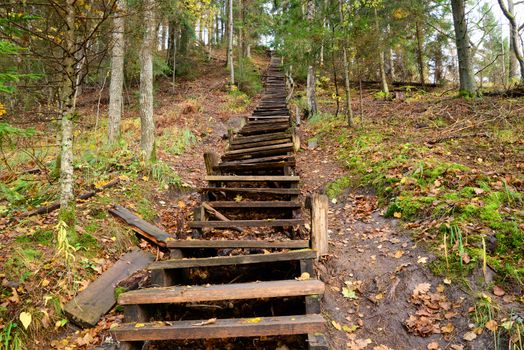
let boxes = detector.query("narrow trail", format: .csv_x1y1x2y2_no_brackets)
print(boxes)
297,126,493,350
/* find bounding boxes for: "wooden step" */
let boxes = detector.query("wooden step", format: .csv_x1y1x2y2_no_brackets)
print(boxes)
189,218,304,228
219,155,294,166
148,249,316,270
205,201,301,208
231,132,291,144
215,160,294,172
119,279,324,305
205,175,299,182
200,187,300,195
229,138,291,150
111,314,325,341
166,239,309,249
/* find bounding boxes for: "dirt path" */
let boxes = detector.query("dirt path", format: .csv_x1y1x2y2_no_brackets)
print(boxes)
296,126,492,350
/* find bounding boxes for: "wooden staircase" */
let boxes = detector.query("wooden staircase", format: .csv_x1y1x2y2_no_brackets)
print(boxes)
110,54,328,349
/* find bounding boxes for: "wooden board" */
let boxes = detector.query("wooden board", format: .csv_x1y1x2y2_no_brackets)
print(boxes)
166,239,310,249
219,155,294,166
205,201,301,208
149,249,316,270
224,143,294,156
205,175,299,182
200,187,300,195
109,205,171,247
189,218,304,228
64,249,154,328
119,279,325,305
111,314,325,341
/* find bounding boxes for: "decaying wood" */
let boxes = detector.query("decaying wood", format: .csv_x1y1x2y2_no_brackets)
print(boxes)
64,249,154,328
18,178,120,218
311,193,329,259
201,202,243,232
109,205,172,247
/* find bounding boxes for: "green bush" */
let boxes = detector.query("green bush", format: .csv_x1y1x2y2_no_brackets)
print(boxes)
235,58,262,97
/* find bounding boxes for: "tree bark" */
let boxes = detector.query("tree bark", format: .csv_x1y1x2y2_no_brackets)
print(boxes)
228,0,235,86
374,8,389,95
306,0,317,115
338,0,353,126
451,0,476,94
498,0,524,82
415,20,425,86
139,0,156,162
108,0,126,143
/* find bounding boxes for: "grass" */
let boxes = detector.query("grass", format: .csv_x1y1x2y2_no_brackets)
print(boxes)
315,110,524,284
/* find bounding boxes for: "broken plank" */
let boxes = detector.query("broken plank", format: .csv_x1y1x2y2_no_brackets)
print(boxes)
109,205,171,247
111,314,325,341
166,239,310,249
189,218,304,228
64,249,154,328
223,143,294,156
148,249,316,270
201,202,243,233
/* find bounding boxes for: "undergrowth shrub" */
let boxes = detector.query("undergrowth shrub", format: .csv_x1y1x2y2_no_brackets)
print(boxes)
235,57,262,97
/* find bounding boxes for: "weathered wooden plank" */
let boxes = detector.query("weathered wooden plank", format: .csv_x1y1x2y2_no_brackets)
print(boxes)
229,139,290,151
149,249,316,270
166,239,310,249
205,175,299,182
219,155,293,166
200,187,300,195
231,132,291,144
189,218,304,228
205,201,301,208
119,279,324,305
311,194,329,259
223,143,293,156
111,314,325,341
215,161,294,172
64,249,154,328
109,205,171,247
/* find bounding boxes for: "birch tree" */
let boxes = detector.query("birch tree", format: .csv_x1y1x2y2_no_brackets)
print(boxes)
306,0,317,115
338,0,353,126
140,0,157,162
108,0,126,143
228,0,235,86
497,0,524,82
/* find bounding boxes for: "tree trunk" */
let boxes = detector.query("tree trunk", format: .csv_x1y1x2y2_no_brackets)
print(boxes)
172,26,177,93
498,0,524,82
139,0,156,162
228,0,235,86
306,0,317,115
451,0,476,94
108,0,126,143
415,20,425,86
374,8,389,95
338,0,353,126
60,0,76,221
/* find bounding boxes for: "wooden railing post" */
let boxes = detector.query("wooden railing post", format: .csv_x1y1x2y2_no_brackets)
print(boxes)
311,193,328,259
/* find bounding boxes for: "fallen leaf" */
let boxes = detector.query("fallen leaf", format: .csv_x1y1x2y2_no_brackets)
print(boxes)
295,272,310,281
343,324,358,333
427,342,440,350
192,318,217,326
177,200,186,208
342,287,358,300
493,286,505,297
443,278,452,285
394,250,404,258
441,323,454,333
485,319,498,332
234,195,243,202
19,312,32,329
135,323,145,328
413,283,431,296
331,320,342,330
463,331,477,341
393,212,402,218
417,256,428,264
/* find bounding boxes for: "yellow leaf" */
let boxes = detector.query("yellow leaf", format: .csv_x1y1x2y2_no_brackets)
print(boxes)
177,200,186,209
393,212,402,218
295,272,310,281
441,323,454,333
135,323,145,328
331,320,342,330
394,250,404,258
19,312,32,329
234,195,243,202
375,293,384,301
42,279,50,287
485,319,498,332
244,317,262,324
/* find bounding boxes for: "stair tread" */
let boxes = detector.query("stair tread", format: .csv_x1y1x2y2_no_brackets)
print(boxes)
149,249,316,270
119,279,324,305
166,239,310,249
111,314,325,341
189,218,304,228
205,175,299,182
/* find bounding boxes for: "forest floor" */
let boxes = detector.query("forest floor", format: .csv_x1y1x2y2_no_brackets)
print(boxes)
0,50,523,350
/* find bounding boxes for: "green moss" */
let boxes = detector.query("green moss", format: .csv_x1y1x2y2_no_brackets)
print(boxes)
137,198,155,221
85,223,100,234
325,176,351,199
15,229,53,246
75,233,99,257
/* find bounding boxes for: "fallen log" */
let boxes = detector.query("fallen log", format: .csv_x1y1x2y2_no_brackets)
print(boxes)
64,249,154,328
18,178,120,218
